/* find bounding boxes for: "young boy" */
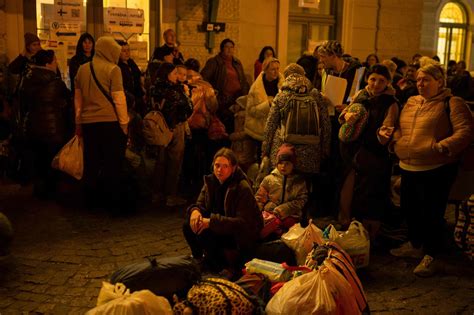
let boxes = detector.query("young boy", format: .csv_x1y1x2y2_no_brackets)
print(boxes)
256,143,308,238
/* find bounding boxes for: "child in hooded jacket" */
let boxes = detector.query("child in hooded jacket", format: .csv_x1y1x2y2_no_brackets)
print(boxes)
256,143,308,237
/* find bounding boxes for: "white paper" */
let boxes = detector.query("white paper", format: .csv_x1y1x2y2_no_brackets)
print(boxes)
323,75,347,116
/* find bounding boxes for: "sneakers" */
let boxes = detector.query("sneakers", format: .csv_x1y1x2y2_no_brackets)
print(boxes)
390,241,424,259
413,255,442,277
166,195,187,207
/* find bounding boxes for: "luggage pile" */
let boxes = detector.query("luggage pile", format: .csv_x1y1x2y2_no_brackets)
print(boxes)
86,221,370,314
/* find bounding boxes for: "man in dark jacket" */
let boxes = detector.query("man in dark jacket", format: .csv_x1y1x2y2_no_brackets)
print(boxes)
201,38,250,134
22,49,73,198
151,29,184,65
183,148,263,277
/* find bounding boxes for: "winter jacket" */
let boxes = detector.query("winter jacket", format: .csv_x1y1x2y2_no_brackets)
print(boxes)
393,89,474,168
69,53,92,92
201,53,249,97
22,66,73,144
187,167,263,249
255,168,308,219
262,74,332,174
74,37,128,126
118,58,144,101
244,72,284,141
187,76,218,130
151,79,193,129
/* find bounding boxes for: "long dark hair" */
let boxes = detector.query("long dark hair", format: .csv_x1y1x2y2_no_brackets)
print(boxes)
155,62,176,82
258,46,276,63
75,32,95,56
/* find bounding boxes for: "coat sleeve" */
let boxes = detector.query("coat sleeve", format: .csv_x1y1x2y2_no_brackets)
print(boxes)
318,94,332,158
274,178,308,219
262,95,282,157
209,180,261,235
439,97,474,156
200,58,218,88
247,85,271,119
255,176,270,211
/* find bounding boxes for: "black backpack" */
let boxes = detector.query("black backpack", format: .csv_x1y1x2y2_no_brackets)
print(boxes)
280,94,320,145
110,255,201,301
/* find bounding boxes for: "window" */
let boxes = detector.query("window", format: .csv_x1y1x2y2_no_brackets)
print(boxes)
437,2,468,65
287,0,336,63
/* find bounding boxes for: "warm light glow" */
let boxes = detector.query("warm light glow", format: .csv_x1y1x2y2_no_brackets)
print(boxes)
439,2,466,23
437,2,467,65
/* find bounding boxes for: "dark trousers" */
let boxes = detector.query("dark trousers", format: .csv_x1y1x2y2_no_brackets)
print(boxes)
82,122,127,211
400,163,458,257
29,139,63,198
182,222,239,271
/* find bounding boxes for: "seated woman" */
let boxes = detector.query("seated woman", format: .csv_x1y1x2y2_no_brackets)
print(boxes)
256,143,308,239
183,148,263,277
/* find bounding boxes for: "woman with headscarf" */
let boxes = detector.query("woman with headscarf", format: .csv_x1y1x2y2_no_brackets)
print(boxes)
151,62,193,207
69,33,95,92
390,61,473,277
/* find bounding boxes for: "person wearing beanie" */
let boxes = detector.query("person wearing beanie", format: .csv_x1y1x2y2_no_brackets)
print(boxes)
256,143,308,239
8,32,42,77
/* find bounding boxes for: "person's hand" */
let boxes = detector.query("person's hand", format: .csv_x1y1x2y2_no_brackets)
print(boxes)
197,218,210,234
120,123,128,135
75,124,82,136
434,142,448,154
190,209,203,234
335,104,346,112
378,125,394,144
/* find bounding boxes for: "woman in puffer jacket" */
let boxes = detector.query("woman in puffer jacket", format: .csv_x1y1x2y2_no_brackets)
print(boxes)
22,49,73,198
390,60,473,277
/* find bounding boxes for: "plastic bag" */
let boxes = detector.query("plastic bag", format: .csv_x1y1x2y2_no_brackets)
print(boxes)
281,221,324,265
245,258,291,282
265,260,360,315
333,221,370,268
87,282,173,315
51,135,83,180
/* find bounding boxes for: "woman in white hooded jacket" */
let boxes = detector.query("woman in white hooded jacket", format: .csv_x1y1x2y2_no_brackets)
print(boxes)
244,57,284,149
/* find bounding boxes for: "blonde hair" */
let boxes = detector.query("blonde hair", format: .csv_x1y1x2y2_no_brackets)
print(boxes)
417,56,446,87
262,57,280,72
381,59,397,78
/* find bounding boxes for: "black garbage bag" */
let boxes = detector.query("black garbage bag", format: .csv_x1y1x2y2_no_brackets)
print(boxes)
110,255,201,301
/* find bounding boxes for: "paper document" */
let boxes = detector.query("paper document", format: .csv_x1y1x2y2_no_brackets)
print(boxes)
323,75,347,116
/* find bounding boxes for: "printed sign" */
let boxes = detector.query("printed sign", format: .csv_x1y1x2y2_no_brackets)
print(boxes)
104,7,145,34
54,0,83,21
50,21,81,42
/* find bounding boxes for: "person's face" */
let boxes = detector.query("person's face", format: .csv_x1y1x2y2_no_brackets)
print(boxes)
416,71,443,99
82,38,93,55
264,49,273,59
264,61,280,81
119,45,130,62
277,161,294,176
367,56,377,66
367,73,389,95
177,67,187,83
167,68,178,83
318,53,336,69
213,156,236,183
406,66,417,80
28,41,42,55
317,62,324,76
164,30,176,46
222,42,234,58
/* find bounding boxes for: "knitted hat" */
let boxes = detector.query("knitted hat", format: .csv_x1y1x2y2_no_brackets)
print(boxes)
24,32,40,47
338,103,368,143
283,63,305,78
277,143,296,165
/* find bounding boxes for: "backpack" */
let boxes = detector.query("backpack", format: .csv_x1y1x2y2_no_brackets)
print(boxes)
280,94,320,145
142,110,173,147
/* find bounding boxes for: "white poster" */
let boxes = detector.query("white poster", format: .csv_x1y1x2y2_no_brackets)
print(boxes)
323,75,347,116
54,0,83,21
50,21,81,43
104,7,145,34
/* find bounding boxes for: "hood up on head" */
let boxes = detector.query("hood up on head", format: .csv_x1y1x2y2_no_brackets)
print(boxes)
93,36,121,64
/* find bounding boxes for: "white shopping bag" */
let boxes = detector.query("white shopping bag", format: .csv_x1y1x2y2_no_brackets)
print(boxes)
51,135,83,180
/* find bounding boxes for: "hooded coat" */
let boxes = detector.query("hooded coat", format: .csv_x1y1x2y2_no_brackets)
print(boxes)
244,72,285,141
262,74,331,174
187,167,263,249
74,36,128,126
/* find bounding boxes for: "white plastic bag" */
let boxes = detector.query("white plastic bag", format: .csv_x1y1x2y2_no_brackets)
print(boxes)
87,282,173,315
265,261,360,315
281,221,324,265
334,221,370,268
245,258,291,282
51,135,83,180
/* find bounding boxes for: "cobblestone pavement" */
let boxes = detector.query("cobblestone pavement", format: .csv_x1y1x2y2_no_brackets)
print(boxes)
0,182,473,314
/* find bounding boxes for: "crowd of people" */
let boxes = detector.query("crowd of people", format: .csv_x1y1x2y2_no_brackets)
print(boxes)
0,30,473,280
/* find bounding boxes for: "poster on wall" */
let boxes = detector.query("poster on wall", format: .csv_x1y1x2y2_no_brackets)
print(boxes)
54,0,83,21
49,21,81,43
104,7,144,34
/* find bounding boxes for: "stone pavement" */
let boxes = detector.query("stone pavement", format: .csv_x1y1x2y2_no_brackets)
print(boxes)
0,182,473,314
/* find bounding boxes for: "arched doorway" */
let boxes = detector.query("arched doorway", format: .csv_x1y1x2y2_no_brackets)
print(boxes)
437,2,469,65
